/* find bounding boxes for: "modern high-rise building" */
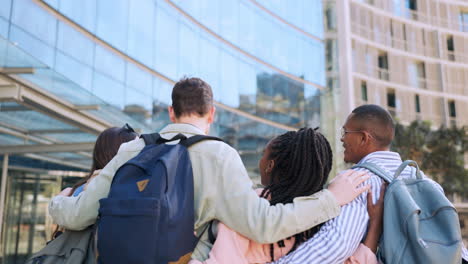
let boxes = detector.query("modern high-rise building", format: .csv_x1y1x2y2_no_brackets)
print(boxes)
323,0,468,170
0,0,326,262
324,0,468,245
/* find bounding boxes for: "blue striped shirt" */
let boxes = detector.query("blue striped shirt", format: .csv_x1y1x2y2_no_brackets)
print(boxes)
273,151,468,263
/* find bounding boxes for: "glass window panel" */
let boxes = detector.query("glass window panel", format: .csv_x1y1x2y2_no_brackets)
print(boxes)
58,0,96,32
94,45,125,83
43,0,58,8
172,0,200,20
393,0,403,16
93,72,125,109
12,0,57,46
405,0,417,10
199,0,219,33
253,12,270,61
198,36,220,92
155,6,179,79
238,3,255,52
96,0,128,51
285,2,301,27
0,0,11,19
287,36,300,77
169,0,325,85
128,0,155,67
55,52,93,91
304,88,321,127
238,60,257,114
20,68,98,105
304,0,324,38
46,152,90,160
415,94,420,113
126,63,152,95
219,0,239,44
408,62,418,87
178,23,199,77
0,17,8,38
124,88,153,125
270,24,287,69
56,22,94,66
361,81,368,101
219,50,239,107
448,101,456,117
0,110,75,131
153,78,172,106
0,133,33,145
304,41,325,86
0,32,49,68
460,12,468,32
46,132,96,143
387,90,396,108
9,26,55,67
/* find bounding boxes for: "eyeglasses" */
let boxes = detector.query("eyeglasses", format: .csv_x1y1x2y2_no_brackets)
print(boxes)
340,127,365,138
122,123,136,133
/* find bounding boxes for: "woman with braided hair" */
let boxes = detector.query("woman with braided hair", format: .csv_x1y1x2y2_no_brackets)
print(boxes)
189,127,384,264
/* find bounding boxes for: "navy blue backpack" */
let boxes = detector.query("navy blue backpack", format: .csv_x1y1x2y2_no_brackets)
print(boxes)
97,133,222,264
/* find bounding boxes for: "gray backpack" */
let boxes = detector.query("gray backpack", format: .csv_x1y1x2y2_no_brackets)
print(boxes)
352,160,463,264
25,226,96,264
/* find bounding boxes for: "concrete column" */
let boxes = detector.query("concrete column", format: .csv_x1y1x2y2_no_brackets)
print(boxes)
337,0,355,122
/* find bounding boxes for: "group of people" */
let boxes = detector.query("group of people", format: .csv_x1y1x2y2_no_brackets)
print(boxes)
46,77,467,263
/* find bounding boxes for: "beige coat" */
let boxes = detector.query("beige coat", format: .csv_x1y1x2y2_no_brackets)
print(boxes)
49,123,340,261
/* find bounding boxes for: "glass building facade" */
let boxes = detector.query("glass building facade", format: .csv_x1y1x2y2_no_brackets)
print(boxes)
0,0,326,262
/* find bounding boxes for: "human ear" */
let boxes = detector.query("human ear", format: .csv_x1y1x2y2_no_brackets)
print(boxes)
360,131,372,146
207,106,216,124
266,159,275,173
168,106,177,123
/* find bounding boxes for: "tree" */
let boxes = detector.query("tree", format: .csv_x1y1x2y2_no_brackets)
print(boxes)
391,121,468,199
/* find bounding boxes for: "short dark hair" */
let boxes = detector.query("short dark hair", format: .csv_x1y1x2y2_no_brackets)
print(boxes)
351,104,395,147
171,77,213,118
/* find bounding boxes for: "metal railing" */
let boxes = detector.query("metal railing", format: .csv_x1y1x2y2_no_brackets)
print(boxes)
354,0,468,33
352,22,438,58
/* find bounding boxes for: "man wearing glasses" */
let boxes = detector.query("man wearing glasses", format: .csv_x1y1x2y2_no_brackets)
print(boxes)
274,104,468,263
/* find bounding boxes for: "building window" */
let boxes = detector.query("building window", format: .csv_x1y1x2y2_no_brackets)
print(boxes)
326,40,336,71
415,94,421,113
325,5,336,31
361,81,368,102
405,0,417,19
460,11,468,32
378,52,389,80
406,0,417,11
387,90,396,108
448,100,456,118
447,35,455,61
408,61,426,88
387,89,396,116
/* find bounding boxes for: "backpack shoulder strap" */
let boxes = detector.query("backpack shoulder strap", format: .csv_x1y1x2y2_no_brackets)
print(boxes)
352,162,393,183
180,135,224,148
140,133,162,145
141,133,191,146
394,160,423,179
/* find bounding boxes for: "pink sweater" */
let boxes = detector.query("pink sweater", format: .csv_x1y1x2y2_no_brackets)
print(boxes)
190,223,377,264
190,190,378,264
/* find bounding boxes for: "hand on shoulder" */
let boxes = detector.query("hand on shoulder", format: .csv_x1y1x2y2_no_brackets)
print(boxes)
328,170,371,206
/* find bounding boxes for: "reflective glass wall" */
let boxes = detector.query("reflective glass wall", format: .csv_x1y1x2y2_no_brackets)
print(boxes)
0,0,326,177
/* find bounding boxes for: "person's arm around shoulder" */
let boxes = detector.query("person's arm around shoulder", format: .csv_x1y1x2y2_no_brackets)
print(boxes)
48,138,143,230
214,147,370,244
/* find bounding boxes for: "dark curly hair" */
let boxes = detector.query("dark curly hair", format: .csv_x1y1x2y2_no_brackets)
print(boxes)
260,127,333,260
